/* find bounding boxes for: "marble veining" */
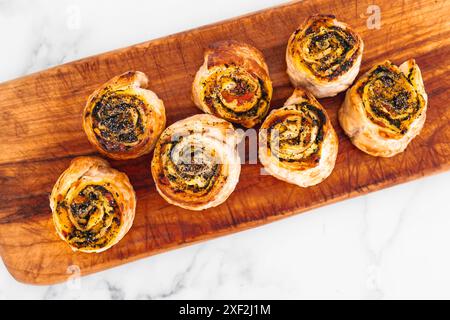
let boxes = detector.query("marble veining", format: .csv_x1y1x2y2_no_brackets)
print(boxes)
0,0,449,299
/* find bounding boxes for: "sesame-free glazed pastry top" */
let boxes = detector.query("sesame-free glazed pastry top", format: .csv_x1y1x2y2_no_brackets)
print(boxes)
50,157,136,253
83,71,166,160
151,114,241,211
192,40,273,128
259,88,338,187
339,59,428,157
286,14,364,98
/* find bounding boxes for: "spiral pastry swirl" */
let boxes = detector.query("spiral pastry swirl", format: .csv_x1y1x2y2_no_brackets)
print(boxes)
50,157,136,253
259,88,338,187
286,14,363,98
193,40,273,128
339,59,428,157
83,71,166,160
151,114,241,210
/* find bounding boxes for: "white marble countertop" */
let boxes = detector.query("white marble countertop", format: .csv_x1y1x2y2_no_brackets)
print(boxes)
0,0,449,300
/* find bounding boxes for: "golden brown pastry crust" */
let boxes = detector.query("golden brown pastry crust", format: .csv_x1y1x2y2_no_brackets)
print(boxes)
83,71,166,160
50,157,136,253
259,88,338,187
338,59,428,157
151,114,241,211
286,14,364,98
192,40,273,128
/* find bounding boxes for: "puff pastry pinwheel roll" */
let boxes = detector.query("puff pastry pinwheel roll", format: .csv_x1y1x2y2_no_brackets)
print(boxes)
259,88,338,187
286,14,364,98
151,114,241,211
50,157,136,253
338,60,428,157
192,40,273,128
83,71,166,160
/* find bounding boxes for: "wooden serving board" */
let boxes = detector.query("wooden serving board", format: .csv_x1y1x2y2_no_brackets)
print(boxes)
0,0,449,285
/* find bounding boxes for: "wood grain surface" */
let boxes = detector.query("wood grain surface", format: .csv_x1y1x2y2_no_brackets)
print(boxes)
0,0,449,285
